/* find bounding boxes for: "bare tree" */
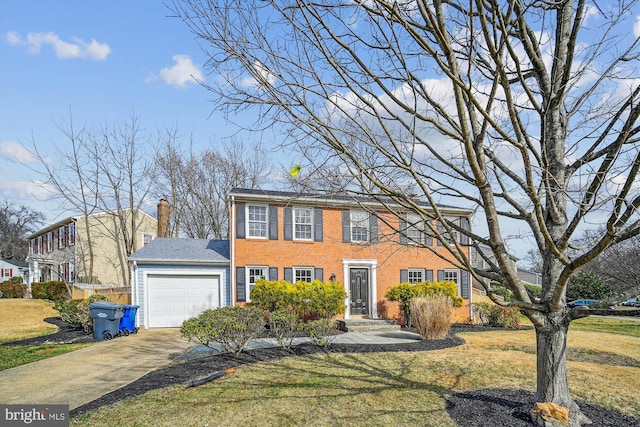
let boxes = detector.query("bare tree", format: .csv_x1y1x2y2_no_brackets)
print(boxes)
0,200,45,260
588,235,640,295
152,136,270,239
172,0,640,424
28,113,154,286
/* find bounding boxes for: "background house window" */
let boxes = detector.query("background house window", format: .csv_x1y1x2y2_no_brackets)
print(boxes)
294,267,313,283
143,233,153,246
68,223,76,246
408,269,425,283
247,266,268,301
293,207,313,240
58,226,66,249
350,210,369,242
247,205,268,238
46,232,53,252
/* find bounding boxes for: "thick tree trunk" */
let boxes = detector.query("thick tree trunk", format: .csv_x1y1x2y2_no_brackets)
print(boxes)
535,312,592,426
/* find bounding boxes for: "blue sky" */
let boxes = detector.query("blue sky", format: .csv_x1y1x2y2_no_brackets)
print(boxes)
0,1,258,216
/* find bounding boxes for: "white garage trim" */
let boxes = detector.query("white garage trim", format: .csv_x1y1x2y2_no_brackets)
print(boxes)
140,268,227,328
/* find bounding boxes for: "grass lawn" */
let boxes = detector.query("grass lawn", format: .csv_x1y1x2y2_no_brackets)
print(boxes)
71,317,640,427
0,299,93,370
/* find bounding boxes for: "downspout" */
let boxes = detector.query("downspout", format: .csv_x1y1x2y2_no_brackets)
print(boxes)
230,195,236,307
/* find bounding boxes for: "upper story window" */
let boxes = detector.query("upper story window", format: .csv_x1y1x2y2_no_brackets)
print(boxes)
293,207,313,240
247,205,268,238
58,226,66,249
437,216,460,245
247,266,268,302
350,210,369,242
406,214,427,245
408,269,425,284
46,232,53,252
294,267,313,283
142,233,153,246
68,223,76,246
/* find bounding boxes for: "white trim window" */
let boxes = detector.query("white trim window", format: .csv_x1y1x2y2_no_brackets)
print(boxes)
68,223,76,246
247,205,268,238
408,269,425,284
406,214,426,245
350,210,369,242
46,232,53,252
294,267,314,283
293,207,313,240
58,226,66,249
443,269,459,284
247,266,268,301
142,233,153,246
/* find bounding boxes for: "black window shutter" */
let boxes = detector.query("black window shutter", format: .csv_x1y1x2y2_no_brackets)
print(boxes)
460,217,470,245
284,267,293,283
437,270,444,282
269,205,278,240
426,269,434,282
236,204,245,239
269,267,278,281
369,214,378,243
399,219,407,244
461,270,469,299
314,268,323,282
342,210,350,242
284,207,293,241
314,209,323,242
400,269,408,283
236,266,246,302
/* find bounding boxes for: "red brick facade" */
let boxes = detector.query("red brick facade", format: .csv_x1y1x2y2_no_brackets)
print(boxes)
230,189,474,323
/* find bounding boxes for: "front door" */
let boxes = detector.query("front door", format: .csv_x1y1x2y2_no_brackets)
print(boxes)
349,268,369,316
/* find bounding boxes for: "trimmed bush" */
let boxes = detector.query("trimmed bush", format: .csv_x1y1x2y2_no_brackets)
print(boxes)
410,295,453,340
251,279,346,320
54,294,110,332
385,281,463,326
525,284,542,299
31,282,49,299
181,306,265,355
473,302,521,329
302,318,339,347
567,270,614,300
0,282,27,298
268,309,301,351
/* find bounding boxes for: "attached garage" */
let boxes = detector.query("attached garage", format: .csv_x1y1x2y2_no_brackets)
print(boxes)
147,274,221,328
129,238,230,329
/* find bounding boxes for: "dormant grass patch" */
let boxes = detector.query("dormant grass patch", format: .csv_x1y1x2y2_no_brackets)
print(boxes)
0,299,58,343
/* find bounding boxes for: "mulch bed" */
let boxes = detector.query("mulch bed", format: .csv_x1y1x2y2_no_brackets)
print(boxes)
4,320,638,426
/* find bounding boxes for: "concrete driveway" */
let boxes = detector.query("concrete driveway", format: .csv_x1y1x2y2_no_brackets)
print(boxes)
0,328,195,410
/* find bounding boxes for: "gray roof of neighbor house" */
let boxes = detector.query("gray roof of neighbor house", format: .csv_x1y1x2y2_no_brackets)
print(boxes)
229,187,472,215
1,259,28,268
128,238,230,264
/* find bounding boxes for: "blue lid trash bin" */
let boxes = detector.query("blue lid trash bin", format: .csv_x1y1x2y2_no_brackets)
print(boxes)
118,305,139,336
89,302,125,341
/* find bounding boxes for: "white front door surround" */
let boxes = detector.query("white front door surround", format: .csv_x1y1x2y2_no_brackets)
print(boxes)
342,259,377,319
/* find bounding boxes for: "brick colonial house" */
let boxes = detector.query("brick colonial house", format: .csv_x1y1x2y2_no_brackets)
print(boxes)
229,188,474,323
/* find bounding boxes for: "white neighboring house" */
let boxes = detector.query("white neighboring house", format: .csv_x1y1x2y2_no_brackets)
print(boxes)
0,259,29,284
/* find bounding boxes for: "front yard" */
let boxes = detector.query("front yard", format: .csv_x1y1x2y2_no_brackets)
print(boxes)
70,317,640,426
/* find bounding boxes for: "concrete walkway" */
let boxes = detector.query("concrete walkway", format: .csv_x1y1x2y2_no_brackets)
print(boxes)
0,328,422,410
0,328,196,410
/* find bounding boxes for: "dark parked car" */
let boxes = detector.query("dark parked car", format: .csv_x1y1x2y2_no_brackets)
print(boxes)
567,299,597,308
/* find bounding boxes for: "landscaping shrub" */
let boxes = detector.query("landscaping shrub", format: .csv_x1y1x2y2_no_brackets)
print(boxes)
385,281,463,326
31,282,49,299
566,270,615,300
54,294,110,332
251,279,346,320
181,306,265,355
302,318,339,347
473,301,521,329
30,281,70,300
410,295,452,340
268,309,300,351
525,284,542,299
490,286,514,301
0,282,27,298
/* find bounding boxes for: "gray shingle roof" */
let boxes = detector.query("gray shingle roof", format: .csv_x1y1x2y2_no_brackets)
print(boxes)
128,238,229,264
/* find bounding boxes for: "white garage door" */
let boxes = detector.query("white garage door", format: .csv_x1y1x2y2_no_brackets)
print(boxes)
148,274,220,328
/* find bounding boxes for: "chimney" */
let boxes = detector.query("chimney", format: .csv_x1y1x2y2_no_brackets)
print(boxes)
157,199,170,238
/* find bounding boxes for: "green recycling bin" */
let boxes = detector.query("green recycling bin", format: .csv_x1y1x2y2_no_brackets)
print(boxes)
89,302,125,341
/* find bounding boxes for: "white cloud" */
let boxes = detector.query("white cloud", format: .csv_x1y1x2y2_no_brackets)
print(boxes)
0,179,52,202
240,61,276,89
0,141,37,163
635,15,640,38
5,31,110,60
148,54,203,88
